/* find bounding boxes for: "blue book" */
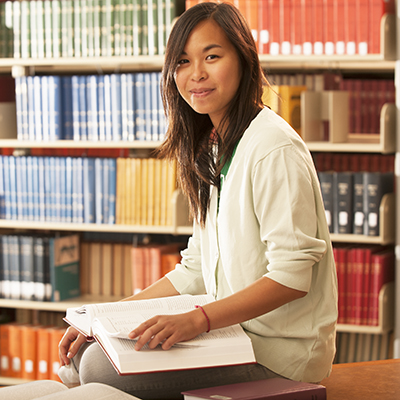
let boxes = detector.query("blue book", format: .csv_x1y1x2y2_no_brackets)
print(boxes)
38,157,46,221
79,75,88,141
27,76,36,141
48,75,62,140
102,158,109,223
2,156,12,220
0,156,5,219
62,76,74,140
8,157,18,220
104,74,113,141
14,77,24,140
54,157,62,222
107,158,117,225
72,158,78,223
33,236,46,301
83,157,96,223
44,157,52,222
41,76,50,141
135,73,146,140
144,72,152,140
94,157,103,224
19,236,35,301
120,74,129,141
150,71,159,141
15,157,24,220
33,76,43,141
86,75,99,141
76,157,84,223
31,157,40,221
59,157,67,222
156,72,166,140
26,157,34,221
111,74,122,141
126,73,135,141
19,77,29,140
65,157,73,222
71,75,81,141
97,75,106,141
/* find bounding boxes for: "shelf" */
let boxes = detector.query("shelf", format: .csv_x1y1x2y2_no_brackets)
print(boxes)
0,139,163,149
330,193,394,245
336,282,395,334
306,103,396,154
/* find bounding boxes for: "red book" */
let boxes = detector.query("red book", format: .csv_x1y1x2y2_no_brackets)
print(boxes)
0,323,12,377
333,246,349,324
269,0,280,55
279,0,291,55
291,0,303,54
0,76,16,102
333,0,346,54
352,247,365,325
323,0,335,55
369,0,382,54
131,245,148,294
313,0,324,55
182,378,326,400
258,0,270,54
356,0,369,55
245,0,259,47
301,0,313,55
148,243,183,285
344,0,357,55
369,249,394,326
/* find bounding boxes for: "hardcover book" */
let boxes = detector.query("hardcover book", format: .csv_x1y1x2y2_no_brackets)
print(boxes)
64,294,256,375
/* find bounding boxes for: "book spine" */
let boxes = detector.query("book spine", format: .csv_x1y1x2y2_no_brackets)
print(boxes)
333,171,353,234
111,74,122,141
318,171,334,233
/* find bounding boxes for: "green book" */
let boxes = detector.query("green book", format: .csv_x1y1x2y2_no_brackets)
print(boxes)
113,0,121,56
119,0,127,56
141,0,148,56
44,0,53,58
125,0,134,56
74,0,81,57
93,0,101,57
86,0,95,57
157,0,165,55
20,1,30,59
101,0,114,56
52,0,61,58
132,0,142,56
49,234,80,302
13,0,21,59
36,0,45,59
81,0,89,57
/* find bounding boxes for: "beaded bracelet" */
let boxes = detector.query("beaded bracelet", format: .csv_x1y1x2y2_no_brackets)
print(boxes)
195,305,211,333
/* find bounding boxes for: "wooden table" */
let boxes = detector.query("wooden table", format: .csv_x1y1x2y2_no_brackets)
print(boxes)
320,359,400,400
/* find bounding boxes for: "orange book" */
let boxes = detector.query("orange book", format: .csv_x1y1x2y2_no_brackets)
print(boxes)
149,243,184,285
21,325,39,380
123,243,133,297
0,323,12,377
36,326,52,380
323,0,335,55
8,323,23,378
161,252,183,276
112,243,124,297
131,245,148,293
101,243,113,296
49,327,66,382
280,0,292,55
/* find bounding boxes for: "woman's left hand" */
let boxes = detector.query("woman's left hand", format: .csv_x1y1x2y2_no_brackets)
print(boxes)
128,308,208,350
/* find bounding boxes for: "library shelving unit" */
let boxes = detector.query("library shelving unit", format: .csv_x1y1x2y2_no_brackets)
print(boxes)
0,3,398,386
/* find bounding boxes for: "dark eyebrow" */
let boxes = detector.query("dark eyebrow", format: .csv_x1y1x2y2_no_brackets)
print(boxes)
181,44,223,56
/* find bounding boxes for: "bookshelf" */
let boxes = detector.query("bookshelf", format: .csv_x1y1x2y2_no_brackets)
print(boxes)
0,0,398,385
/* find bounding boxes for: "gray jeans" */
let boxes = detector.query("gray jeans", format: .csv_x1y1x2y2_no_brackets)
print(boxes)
74,342,283,400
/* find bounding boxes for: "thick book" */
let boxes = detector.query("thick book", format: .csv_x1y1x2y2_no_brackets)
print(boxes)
182,378,326,400
64,294,256,375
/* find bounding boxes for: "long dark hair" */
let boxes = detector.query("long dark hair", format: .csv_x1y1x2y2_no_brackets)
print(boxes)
158,2,267,226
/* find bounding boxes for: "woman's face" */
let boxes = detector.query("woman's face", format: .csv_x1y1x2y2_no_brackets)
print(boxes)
174,19,242,129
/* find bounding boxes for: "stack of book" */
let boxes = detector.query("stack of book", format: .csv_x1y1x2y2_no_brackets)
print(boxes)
14,72,166,142
2,0,178,59
0,322,66,381
333,245,394,326
187,0,395,56
0,233,80,302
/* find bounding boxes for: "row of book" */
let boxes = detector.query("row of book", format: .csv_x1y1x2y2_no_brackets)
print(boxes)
0,322,66,380
0,155,117,224
80,240,184,298
187,0,395,56
333,245,394,326
318,170,394,236
0,234,80,302
266,73,395,136
334,331,393,364
15,72,166,142
0,0,177,59
313,153,395,174
0,155,178,226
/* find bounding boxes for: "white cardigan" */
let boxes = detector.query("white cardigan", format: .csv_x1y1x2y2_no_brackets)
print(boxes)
166,107,338,383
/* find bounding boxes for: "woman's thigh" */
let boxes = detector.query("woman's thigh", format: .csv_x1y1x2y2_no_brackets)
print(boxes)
78,343,283,400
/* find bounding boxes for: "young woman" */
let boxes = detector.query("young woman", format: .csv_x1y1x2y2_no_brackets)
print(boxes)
59,3,337,398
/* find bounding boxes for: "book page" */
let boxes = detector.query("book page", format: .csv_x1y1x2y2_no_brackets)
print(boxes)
93,314,249,346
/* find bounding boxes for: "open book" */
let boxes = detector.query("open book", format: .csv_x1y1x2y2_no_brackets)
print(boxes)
64,294,256,375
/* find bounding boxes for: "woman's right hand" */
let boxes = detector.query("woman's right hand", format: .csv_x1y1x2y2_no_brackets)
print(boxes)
58,326,88,366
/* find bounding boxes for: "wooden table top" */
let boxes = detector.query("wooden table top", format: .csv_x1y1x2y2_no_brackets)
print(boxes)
320,359,400,400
